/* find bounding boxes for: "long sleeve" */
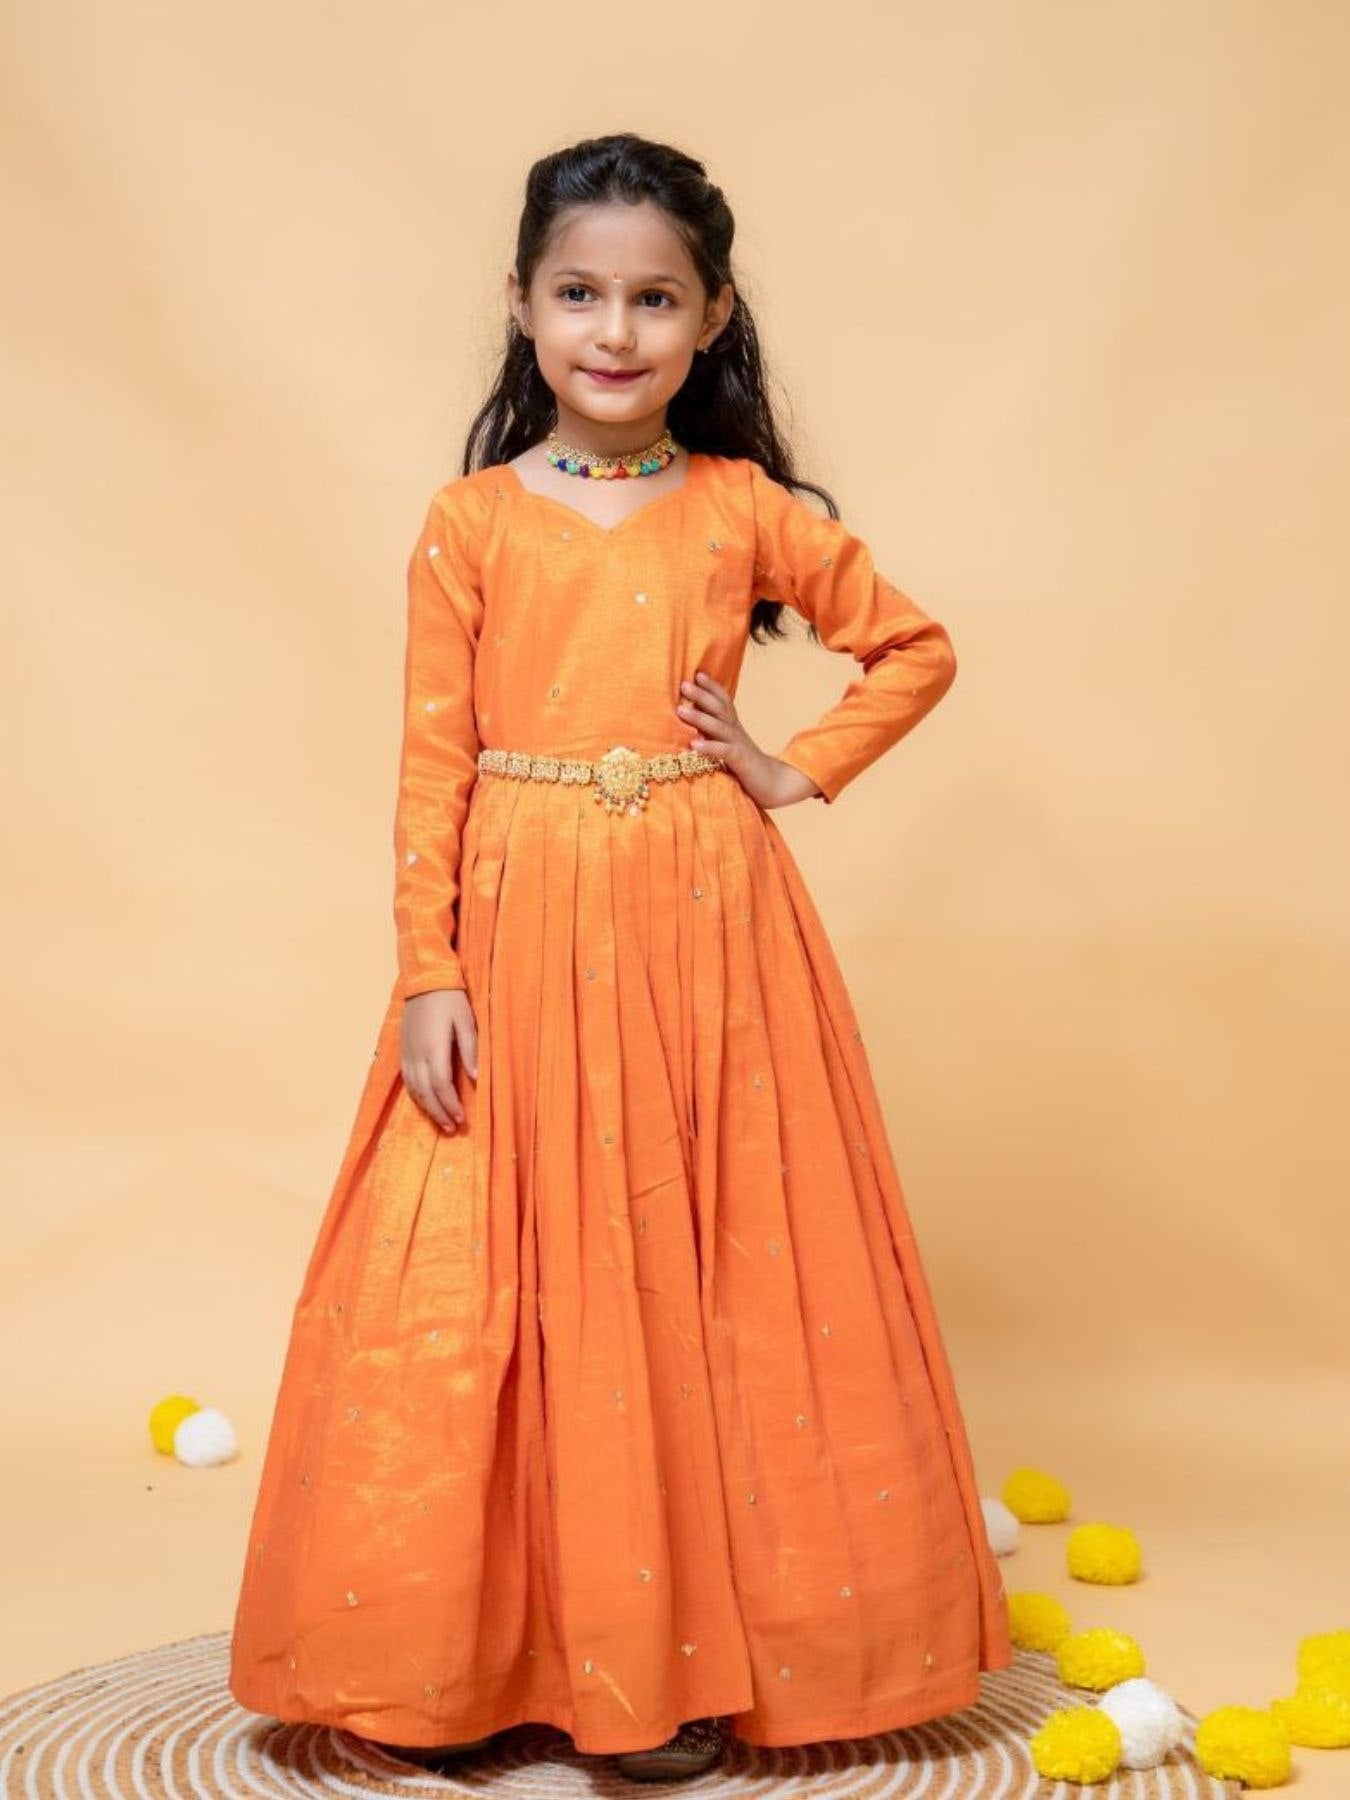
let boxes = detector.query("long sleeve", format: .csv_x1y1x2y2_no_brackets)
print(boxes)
748,459,959,804
391,483,487,1000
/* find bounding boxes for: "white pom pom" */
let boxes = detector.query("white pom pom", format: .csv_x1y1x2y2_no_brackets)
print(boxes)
173,1406,239,1467
981,1496,1020,1555
1096,1676,1185,1768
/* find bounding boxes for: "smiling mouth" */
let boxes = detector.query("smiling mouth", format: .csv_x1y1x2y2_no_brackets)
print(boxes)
584,368,646,380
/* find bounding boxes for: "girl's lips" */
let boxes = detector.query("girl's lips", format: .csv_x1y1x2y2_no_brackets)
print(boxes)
584,368,645,383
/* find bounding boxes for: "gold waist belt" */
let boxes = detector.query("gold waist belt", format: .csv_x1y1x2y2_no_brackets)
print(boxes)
476,743,724,816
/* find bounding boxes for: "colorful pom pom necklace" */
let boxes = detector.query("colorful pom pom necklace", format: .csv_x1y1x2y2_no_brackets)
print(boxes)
545,427,679,480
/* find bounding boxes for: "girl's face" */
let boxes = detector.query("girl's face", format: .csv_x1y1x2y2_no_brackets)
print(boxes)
507,199,734,455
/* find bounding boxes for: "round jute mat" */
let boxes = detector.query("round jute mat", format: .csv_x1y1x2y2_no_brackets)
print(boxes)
0,1631,1242,1797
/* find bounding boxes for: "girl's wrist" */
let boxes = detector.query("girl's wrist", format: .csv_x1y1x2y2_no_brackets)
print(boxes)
769,757,824,806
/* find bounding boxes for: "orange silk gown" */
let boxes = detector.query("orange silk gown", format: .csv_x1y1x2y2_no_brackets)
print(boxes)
227,450,1013,1754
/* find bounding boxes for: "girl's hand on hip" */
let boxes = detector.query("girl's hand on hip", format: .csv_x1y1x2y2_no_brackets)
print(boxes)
400,989,478,1133
677,672,822,809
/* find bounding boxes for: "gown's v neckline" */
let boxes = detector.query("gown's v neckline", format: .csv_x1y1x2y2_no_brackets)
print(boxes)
498,451,704,539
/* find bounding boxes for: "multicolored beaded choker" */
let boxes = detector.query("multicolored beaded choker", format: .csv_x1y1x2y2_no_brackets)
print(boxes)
544,427,679,480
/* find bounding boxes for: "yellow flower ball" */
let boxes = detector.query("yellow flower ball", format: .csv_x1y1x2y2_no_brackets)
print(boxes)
149,1394,201,1455
1303,1663,1350,1700
1008,1591,1073,1651
1066,1521,1142,1584
1270,1681,1350,1748
1194,1705,1291,1788
1002,1465,1071,1522
1029,1705,1122,1782
1057,1626,1147,1691
1296,1629,1350,1683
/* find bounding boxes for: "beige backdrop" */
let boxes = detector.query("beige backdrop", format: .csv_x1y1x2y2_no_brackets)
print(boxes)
4,0,1348,1786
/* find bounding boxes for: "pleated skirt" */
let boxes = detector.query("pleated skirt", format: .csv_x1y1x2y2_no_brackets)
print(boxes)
227,764,1013,1754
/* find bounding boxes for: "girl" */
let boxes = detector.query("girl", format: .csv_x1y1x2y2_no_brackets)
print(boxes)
228,130,1013,1784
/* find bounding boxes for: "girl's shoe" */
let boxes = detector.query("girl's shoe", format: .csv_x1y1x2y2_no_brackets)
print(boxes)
367,1733,495,1766
614,1716,726,1781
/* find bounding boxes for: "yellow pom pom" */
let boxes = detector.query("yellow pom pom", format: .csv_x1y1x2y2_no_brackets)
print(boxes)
149,1394,201,1455
1303,1662,1350,1700
1066,1521,1143,1584
1002,1465,1071,1522
1270,1681,1350,1748
1007,1591,1073,1651
1029,1705,1122,1782
1296,1629,1350,1683
1194,1705,1291,1788
1056,1626,1146,1690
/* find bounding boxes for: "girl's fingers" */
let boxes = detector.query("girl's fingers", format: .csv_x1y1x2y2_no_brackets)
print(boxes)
405,1055,464,1130
400,995,479,1132
681,675,727,716
455,1017,479,1081
680,709,720,738
428,1056,464,1125
678,696,733,736
416,1083,457,1132
681,676,740,743
683,703,739,754
404,1075,450,1131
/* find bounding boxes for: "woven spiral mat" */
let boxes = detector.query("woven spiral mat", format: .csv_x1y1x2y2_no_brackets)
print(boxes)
0,1631,1242,1798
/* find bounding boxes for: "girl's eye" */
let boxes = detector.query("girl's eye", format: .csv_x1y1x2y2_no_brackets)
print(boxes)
558,286,674,308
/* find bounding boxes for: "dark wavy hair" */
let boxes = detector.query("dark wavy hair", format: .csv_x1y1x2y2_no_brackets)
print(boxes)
461,130,838,646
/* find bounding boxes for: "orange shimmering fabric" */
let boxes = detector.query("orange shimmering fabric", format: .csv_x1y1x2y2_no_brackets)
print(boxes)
227,451,1013,1754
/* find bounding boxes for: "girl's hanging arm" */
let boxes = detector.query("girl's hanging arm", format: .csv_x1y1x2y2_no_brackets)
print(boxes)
747,460,958,804
392,485,487,1001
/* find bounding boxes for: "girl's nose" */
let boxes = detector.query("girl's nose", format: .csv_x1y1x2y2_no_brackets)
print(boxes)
596,310,636,348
